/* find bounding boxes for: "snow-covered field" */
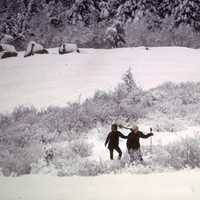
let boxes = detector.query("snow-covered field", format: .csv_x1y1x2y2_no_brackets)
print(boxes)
0,47,200,113
1,47,200,199
1,170,200,200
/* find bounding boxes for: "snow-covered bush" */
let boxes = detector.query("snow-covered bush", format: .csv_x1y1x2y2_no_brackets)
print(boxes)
12,105,38,124
59,43,80,54
0,44,16,53
0,143,43,176
31,138,129,176
24,41,48,57
0,34,14,44
69,140,93,158
53,139,93,160
0,43,18,59
151,145,172,168
33,157,127,176
142,112,187,132
151,135,200,169
31,139,94,176
104,21,126,48
78,159,127,176
165,135,200,169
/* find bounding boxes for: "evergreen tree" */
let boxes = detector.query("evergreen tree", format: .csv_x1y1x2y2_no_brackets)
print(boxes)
174,0,200,31
123,68,137,93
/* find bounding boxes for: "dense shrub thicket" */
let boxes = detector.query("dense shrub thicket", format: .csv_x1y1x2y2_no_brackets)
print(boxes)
0,69,200,176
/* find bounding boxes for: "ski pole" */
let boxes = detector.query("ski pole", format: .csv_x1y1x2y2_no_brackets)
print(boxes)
150,128,153,155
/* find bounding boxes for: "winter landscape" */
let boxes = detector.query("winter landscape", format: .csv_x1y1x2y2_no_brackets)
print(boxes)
1,1,200,200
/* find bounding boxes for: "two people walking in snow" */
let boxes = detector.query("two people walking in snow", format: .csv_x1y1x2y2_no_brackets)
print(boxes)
105,124,153,163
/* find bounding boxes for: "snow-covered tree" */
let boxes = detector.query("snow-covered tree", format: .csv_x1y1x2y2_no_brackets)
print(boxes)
1,0,200,49
174,0,200,31
123,68,136,89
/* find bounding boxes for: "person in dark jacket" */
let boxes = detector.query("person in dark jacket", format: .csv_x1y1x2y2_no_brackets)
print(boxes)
105,124,128,160
127,125,153,163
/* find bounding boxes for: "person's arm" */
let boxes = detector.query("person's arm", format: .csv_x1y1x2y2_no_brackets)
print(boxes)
119,131,128,139
140,131,153,139
105,133,111,147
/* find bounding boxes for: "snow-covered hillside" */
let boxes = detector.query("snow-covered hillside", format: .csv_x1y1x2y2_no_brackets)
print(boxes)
0,47,200,113
1,47,200,200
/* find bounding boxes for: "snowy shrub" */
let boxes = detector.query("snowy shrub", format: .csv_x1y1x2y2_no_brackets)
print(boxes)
12,105,38,124
51,158,101,176
51,158,126,176
53,139,93,160
0,143,43,176
150,135,200,169
21,134,200,176
165,135,200,169
69,140,93,158
141,82,200,131
77,159,103,176
0,44,18,59
58,43,79,54
151,145,172,168
0,114,12,131
0,44,16,53
24,41,48,57
31,141,128,176
144,112,187,132
188,111,200,125
30,139,94,176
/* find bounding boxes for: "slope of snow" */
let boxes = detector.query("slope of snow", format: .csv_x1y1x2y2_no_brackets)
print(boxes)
1,47,200,199
0,170,200,200
0,47,200,113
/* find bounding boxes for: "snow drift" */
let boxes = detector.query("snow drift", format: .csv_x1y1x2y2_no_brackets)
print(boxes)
0,169,200,200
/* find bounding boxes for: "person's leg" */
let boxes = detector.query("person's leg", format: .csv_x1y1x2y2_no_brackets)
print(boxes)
114,146,122,160
130,148,143,164
109,148,114,160
138,148,143,162
128,148,135,163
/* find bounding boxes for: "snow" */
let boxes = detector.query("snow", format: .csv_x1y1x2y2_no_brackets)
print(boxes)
0,169,200,200
0,46,200,199
59,43,79,54
0,47,200,113
0,44,17,53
